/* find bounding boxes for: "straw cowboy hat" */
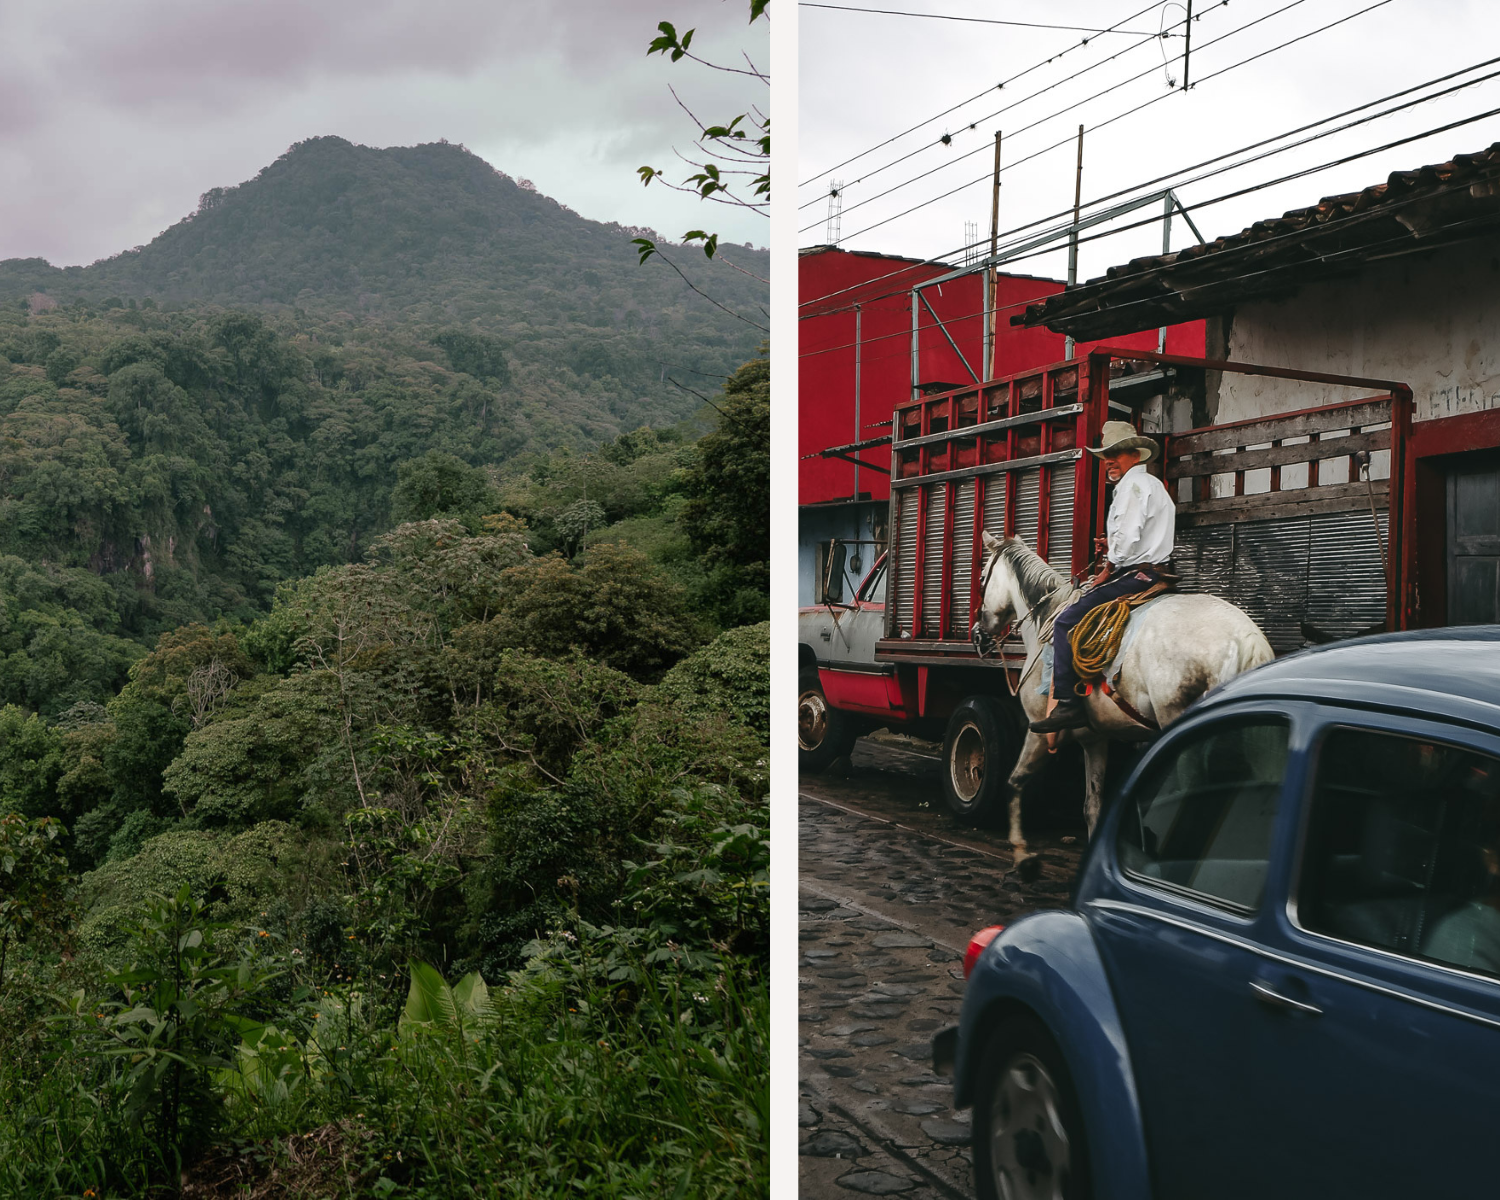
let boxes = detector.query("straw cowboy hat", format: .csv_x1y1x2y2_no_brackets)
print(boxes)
1086,420,1157,463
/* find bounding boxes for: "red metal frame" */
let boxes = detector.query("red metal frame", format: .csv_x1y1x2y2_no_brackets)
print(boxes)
879,348,1419,666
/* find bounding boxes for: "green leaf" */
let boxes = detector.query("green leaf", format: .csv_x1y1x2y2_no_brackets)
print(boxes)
401,959,459,1033
452,970,490,1019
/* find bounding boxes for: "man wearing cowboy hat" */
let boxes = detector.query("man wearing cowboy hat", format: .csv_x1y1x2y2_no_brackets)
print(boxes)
1030,420,1174,734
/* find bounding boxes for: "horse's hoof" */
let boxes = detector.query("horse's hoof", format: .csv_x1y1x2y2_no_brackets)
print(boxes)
1015,854,1043,883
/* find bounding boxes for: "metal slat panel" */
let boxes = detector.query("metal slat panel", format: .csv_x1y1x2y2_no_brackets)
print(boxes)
922,483,948,637
982,473,1007,539
949,479,977,635
1305,509,1387,636
1220,518,1311,655
1174,510,1388,656
893,488,919,636
1014,468,1041,549
1048,466,1076,573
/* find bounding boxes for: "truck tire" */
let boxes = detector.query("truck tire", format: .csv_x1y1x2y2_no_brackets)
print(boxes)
799,667,858,773
941,696,1020,824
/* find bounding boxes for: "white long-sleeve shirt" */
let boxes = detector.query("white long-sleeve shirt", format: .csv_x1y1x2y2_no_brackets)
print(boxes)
1107,463,1175,568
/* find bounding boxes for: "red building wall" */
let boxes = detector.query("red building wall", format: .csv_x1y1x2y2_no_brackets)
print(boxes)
799,246,1206,505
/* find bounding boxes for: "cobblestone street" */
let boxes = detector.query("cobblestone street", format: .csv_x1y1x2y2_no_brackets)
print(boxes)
798,736,1085,1198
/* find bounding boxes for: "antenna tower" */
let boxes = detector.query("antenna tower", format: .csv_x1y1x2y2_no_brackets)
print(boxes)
826,181,844,244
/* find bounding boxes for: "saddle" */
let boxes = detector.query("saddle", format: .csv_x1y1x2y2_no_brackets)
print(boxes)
1064,574,1177,733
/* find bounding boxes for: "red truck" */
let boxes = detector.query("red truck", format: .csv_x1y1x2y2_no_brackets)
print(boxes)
798,348,1413,821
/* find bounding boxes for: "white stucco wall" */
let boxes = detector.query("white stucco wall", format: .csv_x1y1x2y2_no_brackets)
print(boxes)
1217,237,1500,425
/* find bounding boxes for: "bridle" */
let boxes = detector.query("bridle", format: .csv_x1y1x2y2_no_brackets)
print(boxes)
971,548,1070,660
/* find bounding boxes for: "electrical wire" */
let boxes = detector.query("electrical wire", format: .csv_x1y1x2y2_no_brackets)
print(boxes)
798,4,1161,34
800,52,1500,313
800,2,1228,213
798,102,1500,361
826,0,1397,243
803,0,1314,229
799,0,1170,187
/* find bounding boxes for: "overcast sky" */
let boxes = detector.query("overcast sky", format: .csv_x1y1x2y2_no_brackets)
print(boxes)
0,0,769,266
799,0,1500,290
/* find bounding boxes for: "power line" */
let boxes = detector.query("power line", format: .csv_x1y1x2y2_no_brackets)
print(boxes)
799,99,1500,351
827,0,1397,243
801,52,1500,313
802,0,1301,227
798,4,1161,34
798,1,1204,207
798,0,1172,188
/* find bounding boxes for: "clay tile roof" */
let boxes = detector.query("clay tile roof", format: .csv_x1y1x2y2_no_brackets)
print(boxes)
1015,142,1500,340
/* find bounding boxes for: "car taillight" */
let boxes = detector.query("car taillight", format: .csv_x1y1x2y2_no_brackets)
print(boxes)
963,925,1005,980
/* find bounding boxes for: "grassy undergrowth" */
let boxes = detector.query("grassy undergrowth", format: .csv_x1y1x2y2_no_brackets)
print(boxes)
0,911,766,1199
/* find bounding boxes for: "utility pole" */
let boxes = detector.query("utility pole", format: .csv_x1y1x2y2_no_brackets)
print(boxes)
1064,124,1084,360
985,131,1002,381
1183,0,1194,91
1158,192,1173,353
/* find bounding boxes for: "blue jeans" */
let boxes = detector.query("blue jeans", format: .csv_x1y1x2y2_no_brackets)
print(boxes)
1051,566,1164,699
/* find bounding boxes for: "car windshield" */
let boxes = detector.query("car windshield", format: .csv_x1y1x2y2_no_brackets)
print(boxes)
858,559,887,604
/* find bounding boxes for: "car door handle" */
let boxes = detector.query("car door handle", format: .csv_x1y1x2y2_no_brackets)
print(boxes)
1250,979,1323,1017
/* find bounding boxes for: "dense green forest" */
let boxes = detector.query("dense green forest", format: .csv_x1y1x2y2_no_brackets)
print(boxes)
0,135,769,1197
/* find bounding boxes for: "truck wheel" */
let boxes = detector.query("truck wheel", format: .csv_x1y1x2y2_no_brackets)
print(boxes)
941,696,1020,824
973,1014,1092,1200
799,667,857,773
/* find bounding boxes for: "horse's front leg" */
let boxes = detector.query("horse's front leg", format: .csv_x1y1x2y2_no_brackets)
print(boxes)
1007,731,1052,882
1081,738,1109,837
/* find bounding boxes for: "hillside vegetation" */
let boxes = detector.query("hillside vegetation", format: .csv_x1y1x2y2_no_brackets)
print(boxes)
0,135,769,1197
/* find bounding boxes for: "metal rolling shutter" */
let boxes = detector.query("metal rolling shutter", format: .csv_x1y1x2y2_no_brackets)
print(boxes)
892,487,919,636
949,479,977,635
1047,466,1076,574
1014,468,1040,549
1305,509,1387,637
922,483,948,637
1174,510,1388,655
982,473,1007,540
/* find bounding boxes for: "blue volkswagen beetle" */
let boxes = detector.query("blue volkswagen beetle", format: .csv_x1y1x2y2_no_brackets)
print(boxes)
935,628,1500,1200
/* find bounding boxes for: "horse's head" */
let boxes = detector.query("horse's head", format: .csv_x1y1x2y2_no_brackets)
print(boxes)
973,530,1019,639
971,532,1062,652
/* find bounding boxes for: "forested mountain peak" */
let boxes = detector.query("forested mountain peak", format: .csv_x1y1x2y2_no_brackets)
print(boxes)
0,135,766,331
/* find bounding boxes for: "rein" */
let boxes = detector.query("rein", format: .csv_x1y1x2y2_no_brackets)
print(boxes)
973,549,1073,696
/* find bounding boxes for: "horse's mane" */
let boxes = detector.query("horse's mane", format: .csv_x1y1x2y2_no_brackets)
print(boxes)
991,536,1067,611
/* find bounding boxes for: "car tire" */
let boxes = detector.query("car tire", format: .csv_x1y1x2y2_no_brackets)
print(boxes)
972,1013,1092,1200
799,666,858,773
941,696,1020,824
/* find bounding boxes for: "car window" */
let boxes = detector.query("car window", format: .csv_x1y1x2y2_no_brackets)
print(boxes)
1117,719,1289,912
858,559,887,604
1297,728,1500,979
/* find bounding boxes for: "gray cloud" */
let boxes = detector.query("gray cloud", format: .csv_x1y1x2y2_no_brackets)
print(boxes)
0,0,769,264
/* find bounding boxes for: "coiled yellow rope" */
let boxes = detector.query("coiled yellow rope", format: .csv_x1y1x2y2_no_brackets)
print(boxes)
1069,597,1136,688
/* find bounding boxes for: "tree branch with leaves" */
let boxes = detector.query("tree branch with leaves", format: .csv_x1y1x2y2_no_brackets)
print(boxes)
634,1,769,281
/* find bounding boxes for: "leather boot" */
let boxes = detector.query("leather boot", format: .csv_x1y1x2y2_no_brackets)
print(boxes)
1029,698,1089,733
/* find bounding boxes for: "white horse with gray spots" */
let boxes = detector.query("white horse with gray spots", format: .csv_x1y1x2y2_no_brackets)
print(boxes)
974,531,1273,878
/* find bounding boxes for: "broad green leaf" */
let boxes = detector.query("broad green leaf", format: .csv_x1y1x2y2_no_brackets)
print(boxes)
401,959,459,1033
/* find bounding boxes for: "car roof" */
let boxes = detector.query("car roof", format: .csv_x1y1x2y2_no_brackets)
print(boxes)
1197,626,1500,729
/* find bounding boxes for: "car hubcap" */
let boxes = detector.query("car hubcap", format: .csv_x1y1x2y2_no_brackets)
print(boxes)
798,688,829,751
951,721,985,804
989,1052,1072,1200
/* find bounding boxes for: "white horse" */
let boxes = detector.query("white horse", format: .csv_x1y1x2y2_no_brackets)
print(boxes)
975,531,1273,878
